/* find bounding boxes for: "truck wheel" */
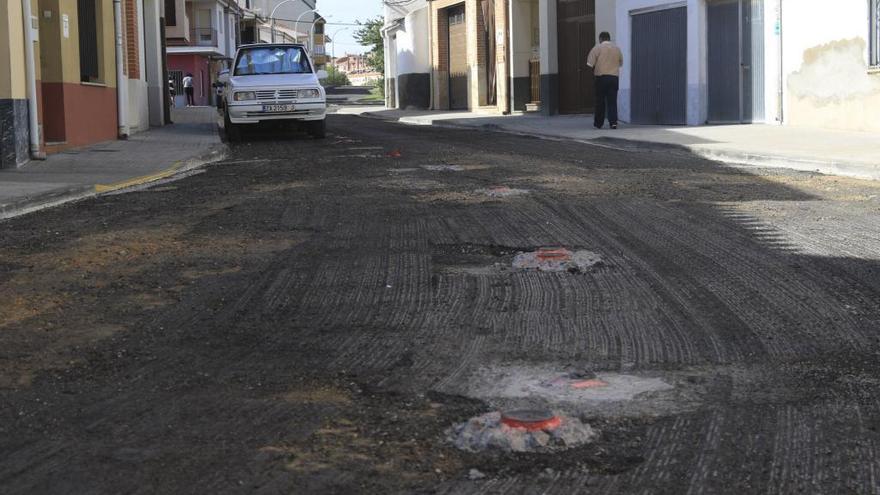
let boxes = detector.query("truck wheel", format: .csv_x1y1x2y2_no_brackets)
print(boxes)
224,109,242,142
308,119,326,139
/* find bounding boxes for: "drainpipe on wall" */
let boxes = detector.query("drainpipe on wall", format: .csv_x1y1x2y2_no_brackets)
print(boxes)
507,0,514,114
427,7,434,111
21,0,46,159
503,0,511,114
114,0,130,138
776,0,784,124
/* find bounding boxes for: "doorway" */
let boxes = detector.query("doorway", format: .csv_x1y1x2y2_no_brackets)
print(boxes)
447,4,469,110
630,7,687,125
708,0,765,123
556,0,595,114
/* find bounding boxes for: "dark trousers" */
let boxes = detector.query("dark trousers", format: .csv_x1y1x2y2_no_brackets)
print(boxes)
185,87,195,106
594,75,619,127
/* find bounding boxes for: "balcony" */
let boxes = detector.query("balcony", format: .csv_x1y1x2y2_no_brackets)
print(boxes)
190,27,217,46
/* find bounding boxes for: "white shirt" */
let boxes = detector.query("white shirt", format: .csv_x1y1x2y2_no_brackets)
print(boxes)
182,76,193,88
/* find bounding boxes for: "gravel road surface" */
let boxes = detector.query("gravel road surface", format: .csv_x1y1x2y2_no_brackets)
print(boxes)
2,115,880,494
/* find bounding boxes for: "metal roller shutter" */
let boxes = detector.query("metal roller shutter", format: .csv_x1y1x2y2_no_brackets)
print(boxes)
630,7,687,125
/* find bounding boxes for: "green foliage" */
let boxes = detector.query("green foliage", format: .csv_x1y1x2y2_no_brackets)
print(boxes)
321,65,351,86
354,17,384,75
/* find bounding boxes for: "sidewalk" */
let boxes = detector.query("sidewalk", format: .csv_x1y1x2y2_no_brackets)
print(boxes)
0,107,224,220
342,106,880,181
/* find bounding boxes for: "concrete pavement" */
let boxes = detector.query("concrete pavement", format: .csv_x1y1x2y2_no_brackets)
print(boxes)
342,106,880,180
0,107,224,220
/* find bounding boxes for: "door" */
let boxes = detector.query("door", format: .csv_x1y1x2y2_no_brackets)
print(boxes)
447,5,469,110
556,0,595,114
631,7,687,125
708,0,765,123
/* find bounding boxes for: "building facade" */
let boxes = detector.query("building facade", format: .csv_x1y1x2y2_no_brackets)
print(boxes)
385,0,880,133
0,2,31,168
166,0,243,107
1,0,167,168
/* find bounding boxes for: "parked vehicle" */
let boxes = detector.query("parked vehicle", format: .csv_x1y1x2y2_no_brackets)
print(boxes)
222,44,328,141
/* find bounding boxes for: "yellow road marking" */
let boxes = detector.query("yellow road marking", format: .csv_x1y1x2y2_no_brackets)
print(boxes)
94,162,184,193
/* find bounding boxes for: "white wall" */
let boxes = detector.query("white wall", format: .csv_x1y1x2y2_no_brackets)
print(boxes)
596,0,616,42
144,0,166,126
779,0,880,132
395,7,431,76
128,0,150,133
166,0,189,38
510,0,536,79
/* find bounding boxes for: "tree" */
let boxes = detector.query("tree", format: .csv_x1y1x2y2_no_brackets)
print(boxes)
321,65,351,87
353,17,384,75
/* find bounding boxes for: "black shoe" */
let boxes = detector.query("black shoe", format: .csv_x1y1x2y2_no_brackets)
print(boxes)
594,123,603,129
610,123,618,129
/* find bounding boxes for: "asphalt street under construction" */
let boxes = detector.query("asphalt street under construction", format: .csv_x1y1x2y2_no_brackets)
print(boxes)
2,115,880,493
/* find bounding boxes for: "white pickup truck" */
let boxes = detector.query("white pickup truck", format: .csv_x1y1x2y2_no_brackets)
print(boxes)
222,43,328,141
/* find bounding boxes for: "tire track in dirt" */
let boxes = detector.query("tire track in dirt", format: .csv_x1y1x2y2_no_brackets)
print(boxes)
611,199,872,357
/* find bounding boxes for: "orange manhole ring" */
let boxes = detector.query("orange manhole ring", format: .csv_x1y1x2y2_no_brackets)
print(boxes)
501,409,562,431
536,248,572,261
570,379,609,389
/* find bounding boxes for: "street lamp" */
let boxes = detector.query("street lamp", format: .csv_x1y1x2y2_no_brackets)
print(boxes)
269,0,312,43
308,14,331,53
292,8,318,44
330,27,348,60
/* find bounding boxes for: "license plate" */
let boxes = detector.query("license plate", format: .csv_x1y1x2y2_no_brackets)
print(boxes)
262,104,294,113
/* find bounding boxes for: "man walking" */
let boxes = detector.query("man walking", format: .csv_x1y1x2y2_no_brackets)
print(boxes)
182,73,195,107
587,32,623,129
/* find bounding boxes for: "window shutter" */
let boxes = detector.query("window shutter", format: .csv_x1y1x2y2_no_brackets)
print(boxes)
165,0,177,27
78,0,100,82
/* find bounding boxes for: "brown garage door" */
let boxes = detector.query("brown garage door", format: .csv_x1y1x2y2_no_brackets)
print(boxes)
556,0,596,114
448,5,468,110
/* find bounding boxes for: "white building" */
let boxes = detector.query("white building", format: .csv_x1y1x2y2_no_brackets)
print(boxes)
384,0,880,133
249,0,315,42
383,0,432,109
613,0,880,132
166,0,245,107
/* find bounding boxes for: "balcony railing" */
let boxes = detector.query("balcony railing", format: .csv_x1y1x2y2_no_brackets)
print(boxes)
190,27,217,46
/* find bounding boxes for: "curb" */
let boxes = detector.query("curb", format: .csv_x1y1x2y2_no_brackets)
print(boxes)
0,184,96,221
94,146,227,194
0,145,227,222
358,113,880,181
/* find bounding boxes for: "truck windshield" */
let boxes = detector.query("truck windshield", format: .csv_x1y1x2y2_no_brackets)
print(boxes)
234,46,312,76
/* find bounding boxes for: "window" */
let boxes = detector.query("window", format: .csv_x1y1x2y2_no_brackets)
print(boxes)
234,46,313,75
78,0,101,82
872,0,880,66
448,5,465,25
165,0,176,27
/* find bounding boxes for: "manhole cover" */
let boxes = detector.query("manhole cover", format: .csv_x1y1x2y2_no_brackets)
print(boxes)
448,411,596,453
513,248,603,273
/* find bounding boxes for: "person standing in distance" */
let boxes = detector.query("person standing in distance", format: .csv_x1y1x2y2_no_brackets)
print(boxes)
182,73,195,107
587,32,623,129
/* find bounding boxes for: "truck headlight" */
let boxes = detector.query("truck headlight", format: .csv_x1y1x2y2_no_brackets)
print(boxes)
299,89,321,99
234,91,256,101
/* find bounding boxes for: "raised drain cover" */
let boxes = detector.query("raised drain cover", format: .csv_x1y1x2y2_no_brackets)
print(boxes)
448,411,596,453
422,164,464,172
479,186,529,198
513,247,602,273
